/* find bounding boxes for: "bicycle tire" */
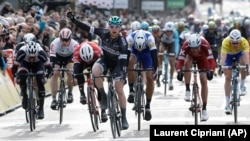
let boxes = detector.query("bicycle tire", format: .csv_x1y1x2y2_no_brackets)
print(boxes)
93,89,100,130
25,110,29,123
87,87,97,132
164,63,168,96
28,86,35,131
232,80,238,123
108,90,117,139
59,80,65,124
114,93,121,137
164,54,169,96
136,83,143,131
193,83,199,125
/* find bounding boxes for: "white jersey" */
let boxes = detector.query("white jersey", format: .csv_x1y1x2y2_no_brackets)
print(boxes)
49,38,78,57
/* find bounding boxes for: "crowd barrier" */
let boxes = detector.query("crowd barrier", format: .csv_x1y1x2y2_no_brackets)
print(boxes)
0,69,52,116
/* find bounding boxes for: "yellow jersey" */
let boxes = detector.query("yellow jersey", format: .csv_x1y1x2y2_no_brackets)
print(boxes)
221,37,249,54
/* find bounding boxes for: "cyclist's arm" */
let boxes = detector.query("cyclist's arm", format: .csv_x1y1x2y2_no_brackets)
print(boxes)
176,42,188,70
173,30,180,57
220,38,230,66
119,36,128,73
148,34,158,71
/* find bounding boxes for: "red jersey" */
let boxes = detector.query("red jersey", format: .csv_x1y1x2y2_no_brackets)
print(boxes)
176,37,216,71
73,41,102,64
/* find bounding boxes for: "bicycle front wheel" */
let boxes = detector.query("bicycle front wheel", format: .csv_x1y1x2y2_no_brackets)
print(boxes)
192,84,199,125
87,87,98,132
136,83,143,131
108,91,117,139
59,81,66,124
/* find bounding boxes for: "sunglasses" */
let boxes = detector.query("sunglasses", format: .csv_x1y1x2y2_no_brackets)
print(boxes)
166,30,172,32
109,25,120,29
61,38,70,42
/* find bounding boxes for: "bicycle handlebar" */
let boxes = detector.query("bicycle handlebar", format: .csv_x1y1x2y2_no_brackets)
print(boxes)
127,68,153,72
221,65,248,69
53,68,73,72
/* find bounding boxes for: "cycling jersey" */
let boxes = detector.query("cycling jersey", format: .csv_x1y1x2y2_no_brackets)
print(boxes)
221,37,249,54
176,37,216,71
49,38,78,57
71,19,128,73
126,30,158,70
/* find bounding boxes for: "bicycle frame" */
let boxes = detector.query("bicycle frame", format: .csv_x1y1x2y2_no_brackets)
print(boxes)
53,65,71,124
182,62,203,125
128,62,153,130
82,68,100,132
94,71,122,139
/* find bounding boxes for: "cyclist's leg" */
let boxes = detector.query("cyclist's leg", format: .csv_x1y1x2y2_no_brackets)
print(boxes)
50,63,60,110
183,55,193,101
92,59,108,122
34,62,46,119
127,54,136,103
66,61,74,103
18,64,29,109
239,52,248,96
142,53,155,121
73,62,86,104
223,54,233,114
157,43,166,83
167,42,176,90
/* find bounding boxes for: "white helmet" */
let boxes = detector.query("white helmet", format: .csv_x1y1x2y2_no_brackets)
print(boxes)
130,21,140,31
187,34,201,48
163,22,175,31
26,41,38,57
23,33,36,43
134,30,146,51
152,19,159,25
229,29,241,43
79,43,94,62
59,28,72,40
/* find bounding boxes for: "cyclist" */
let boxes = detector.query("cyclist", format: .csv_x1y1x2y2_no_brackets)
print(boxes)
158,21,180,90
176,34,216,121
73,41,102,105
49,28,79,110
67,12,129,130
218,29,249,114
151,25,162,87
12,41,52,119
126,29,158,121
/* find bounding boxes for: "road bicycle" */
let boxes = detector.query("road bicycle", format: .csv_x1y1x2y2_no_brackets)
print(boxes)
181,61,204,125
75,67,100,132
94,70,122,139
21,71,39,131
53,65,72,124
128,61,153,131
221,58,248,123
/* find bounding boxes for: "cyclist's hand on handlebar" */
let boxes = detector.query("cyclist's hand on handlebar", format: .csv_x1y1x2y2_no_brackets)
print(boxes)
177,69,183,81
66,10,75,21
206,71,214,81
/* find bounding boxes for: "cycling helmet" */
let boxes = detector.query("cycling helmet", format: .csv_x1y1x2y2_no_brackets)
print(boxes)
134,30,146,51
229,29,241,43
163,22,175,31
59,28,72,40
152,19,159,25
23,33,36,43
130,21,140,31
108,16,122,25
140,21,149,30
26,41,38,57
208,21,215,29
187,34,201,48
79,43,94,62
152,25,160,32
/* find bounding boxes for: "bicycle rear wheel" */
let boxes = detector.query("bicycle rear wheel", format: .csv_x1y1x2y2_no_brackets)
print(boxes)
87,87,98,132
108,92,117,139
28,92,36,131
164,55,169,96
